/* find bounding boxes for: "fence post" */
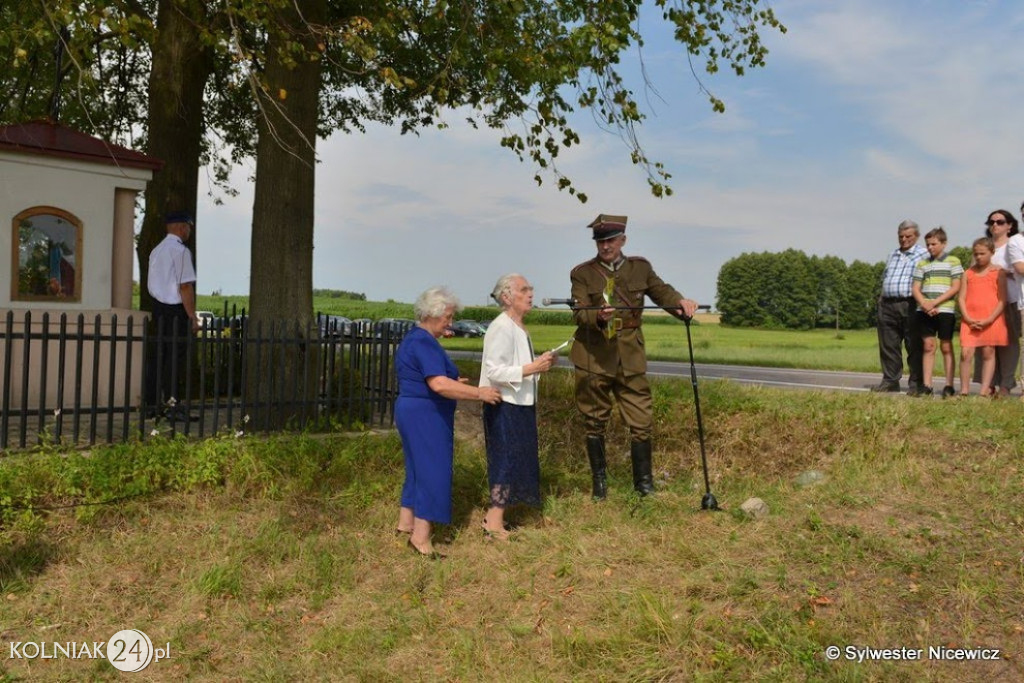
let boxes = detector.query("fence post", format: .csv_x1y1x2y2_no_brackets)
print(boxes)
1,310,13,449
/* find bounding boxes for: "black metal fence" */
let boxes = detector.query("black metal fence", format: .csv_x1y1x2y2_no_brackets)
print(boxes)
0,310,413,451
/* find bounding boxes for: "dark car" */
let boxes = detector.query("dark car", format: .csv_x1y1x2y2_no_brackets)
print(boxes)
375,318,416,339
319,314,353,337
450,320,487,338
347,318,374,336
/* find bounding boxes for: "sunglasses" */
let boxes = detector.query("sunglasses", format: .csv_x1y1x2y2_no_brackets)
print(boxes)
986,219,1008,227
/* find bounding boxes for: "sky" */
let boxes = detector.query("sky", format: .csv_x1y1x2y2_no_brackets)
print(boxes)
187,0,1024,310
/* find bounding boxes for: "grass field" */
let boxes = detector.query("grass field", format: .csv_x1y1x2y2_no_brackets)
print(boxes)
197,295,883,373
1,366,1022,680
444,323,882,373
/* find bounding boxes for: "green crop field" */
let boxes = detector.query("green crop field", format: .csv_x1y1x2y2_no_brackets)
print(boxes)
193,295,882,372
443,323,881,373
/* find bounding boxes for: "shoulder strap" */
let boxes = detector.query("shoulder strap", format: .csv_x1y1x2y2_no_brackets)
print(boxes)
587,261,637,308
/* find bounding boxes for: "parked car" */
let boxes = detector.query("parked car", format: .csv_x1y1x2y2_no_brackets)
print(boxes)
450,320,487,337
319,314,353,337
376,318,416,338
195,310,215,329
195,311,231,334
348,318,374,337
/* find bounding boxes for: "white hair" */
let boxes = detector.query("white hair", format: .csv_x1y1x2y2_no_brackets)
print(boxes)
413,286,461,321
897,219,919,234
490,273,523,310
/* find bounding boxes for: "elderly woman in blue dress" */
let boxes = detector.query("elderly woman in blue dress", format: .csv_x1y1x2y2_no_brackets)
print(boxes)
395,286,501,557
479,274,558,541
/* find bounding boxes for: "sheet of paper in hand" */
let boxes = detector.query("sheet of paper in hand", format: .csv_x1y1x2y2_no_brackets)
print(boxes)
551,337,573,353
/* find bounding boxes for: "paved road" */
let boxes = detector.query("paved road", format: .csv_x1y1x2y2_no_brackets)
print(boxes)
646,360,883,392
453,351,940,394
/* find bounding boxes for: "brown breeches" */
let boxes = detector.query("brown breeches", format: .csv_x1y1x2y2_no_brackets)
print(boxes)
574,368,652,442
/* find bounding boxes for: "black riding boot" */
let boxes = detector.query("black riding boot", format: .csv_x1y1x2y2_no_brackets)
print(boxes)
631,440,655,496
585,435,607,501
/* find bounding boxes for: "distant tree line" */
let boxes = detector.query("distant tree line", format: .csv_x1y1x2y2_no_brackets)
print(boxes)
716,246,973,330
312,289,366,301
716,250,880,330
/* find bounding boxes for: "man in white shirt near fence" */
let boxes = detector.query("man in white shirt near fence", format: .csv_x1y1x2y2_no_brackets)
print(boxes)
144,210,199,421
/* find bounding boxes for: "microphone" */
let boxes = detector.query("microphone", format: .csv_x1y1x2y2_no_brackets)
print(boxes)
542,297,577,307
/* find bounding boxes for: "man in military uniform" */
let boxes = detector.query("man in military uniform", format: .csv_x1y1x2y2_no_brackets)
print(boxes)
569,214,699,498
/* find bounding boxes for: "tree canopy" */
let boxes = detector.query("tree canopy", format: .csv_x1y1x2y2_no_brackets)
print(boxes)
3,0,785,325
715,244,977,331
4,1,785,200
716,250,886,330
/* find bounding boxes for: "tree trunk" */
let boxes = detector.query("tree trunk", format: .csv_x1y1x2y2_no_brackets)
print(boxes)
246,0,326,429
137,0,213,313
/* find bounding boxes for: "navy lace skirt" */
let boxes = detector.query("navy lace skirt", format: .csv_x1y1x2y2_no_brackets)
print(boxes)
482,402,541,508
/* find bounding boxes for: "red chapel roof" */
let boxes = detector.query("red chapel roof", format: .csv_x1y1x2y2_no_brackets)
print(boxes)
0,120,163,172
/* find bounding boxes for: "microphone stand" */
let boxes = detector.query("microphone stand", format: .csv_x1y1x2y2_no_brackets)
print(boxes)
542,302,712,313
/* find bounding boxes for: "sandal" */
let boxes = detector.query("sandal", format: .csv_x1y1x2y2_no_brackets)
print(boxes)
408,538,446,560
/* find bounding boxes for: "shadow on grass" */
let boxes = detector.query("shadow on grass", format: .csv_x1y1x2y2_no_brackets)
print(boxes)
448,454,489,540
0,536,56,593
446,442,590,545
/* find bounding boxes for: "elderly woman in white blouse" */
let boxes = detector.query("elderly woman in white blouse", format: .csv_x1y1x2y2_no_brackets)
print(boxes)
479,273,557,540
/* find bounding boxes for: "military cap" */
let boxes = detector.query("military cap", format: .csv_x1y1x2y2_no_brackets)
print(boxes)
164,210,195,226
588,214,627,240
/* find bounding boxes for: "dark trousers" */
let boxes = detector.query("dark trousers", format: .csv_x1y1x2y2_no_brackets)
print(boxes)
144,302,192,408
876,298,922,388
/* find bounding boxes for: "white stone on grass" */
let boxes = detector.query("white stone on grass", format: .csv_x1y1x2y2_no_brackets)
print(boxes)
740,497,769,519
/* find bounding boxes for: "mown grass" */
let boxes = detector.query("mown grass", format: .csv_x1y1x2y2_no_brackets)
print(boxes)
1,366,1022,680
196,294,881,372
446,323,881,372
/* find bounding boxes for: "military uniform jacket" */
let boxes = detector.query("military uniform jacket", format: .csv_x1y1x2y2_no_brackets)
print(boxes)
569,256,683,377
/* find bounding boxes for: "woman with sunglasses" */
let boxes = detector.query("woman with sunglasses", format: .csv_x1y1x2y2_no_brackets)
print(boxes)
986,209,1023,396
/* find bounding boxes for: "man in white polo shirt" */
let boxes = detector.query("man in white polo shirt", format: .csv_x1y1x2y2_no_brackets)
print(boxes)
144,210,199,420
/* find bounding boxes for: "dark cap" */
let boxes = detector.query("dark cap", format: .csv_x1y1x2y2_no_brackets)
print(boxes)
164,210,195,226
588,213,627,241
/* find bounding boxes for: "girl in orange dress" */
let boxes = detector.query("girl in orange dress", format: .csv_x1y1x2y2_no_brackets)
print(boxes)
958,237,1009,396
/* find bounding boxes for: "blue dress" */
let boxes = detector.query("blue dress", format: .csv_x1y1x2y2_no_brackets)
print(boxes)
394,326,459,524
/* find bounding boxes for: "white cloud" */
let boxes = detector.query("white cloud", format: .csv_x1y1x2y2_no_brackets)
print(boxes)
777,0,1024,172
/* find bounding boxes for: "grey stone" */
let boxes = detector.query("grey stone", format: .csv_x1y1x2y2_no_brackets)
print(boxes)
740,497,769,519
